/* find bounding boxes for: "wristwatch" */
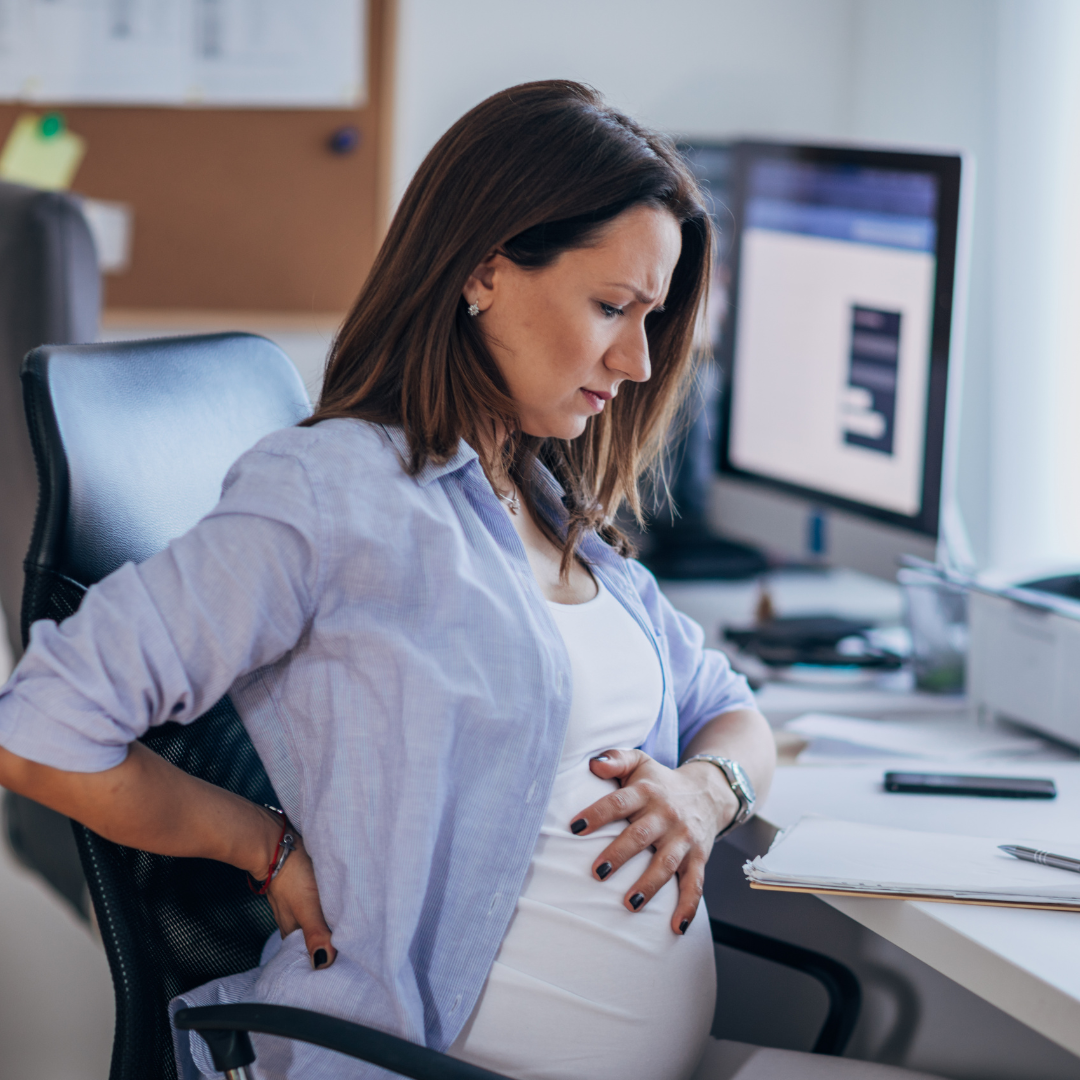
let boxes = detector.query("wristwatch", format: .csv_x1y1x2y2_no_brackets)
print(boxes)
682,754,757,841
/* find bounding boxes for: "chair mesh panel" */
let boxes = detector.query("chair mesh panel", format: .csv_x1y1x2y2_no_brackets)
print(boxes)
20,564,87,643
25,565,279,1080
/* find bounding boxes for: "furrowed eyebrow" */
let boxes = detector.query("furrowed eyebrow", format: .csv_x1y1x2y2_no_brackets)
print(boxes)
602,282,662,306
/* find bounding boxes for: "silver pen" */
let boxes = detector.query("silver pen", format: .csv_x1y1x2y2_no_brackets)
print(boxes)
999,845,1080,874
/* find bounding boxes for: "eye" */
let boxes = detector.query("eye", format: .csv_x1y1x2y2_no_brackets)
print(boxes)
598,302,625,319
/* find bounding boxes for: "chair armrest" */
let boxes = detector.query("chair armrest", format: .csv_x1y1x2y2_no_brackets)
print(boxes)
174,1003,515,1080
177,924,863,1076
710,918,861,1055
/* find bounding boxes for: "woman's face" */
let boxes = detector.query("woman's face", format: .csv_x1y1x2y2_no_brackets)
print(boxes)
464,204,683,441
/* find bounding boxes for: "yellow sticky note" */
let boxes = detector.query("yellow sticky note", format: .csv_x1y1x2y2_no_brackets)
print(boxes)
0,114,86,191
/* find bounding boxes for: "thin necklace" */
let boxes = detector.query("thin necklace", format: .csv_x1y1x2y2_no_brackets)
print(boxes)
494,484,520,515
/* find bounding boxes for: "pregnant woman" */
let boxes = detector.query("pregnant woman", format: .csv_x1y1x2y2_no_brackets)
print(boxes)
0,82,932,1080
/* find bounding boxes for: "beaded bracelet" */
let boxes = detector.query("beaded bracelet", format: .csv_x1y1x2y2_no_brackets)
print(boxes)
248,805,297,895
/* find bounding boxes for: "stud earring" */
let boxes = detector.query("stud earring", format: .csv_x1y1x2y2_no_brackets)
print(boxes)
467,300,480,317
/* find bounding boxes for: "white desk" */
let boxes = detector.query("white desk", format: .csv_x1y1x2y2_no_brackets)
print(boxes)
660,570,969,725
659,568,1080,1062
760,763,1080,1058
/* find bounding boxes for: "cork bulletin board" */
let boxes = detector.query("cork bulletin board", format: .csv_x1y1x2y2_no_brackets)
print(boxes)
0,0,394,314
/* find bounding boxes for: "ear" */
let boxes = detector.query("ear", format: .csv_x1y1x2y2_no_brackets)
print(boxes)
461,249,502,314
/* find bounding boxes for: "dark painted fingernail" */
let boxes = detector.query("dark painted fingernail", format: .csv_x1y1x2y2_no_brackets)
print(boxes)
679,919,690,935
629,892,645,910
313,948,328,969
570,819,587,835
596,862,612,880
592,754,611,762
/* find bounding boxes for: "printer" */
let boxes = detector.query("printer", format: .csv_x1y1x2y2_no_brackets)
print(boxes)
968,570,1080,749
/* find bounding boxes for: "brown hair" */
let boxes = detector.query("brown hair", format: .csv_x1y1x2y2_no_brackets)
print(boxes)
307,80,712,571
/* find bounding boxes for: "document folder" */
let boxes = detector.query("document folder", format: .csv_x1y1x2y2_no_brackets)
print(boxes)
744,817,1080,911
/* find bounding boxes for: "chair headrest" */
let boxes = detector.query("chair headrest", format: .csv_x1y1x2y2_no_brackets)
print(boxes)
0,182,101,352
22,332,313,585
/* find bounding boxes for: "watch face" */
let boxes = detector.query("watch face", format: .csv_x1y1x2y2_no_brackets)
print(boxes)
729,760,755,803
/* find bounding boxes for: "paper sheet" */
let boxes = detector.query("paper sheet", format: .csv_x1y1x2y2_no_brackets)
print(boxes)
79,197,133,272
0,0,366,107
784,712,1054,764
0,113,85,190
745,816,1080,904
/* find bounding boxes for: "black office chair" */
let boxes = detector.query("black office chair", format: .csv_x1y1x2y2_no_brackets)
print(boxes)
20,334,862,1080
0,180,102,920
0,181,100,662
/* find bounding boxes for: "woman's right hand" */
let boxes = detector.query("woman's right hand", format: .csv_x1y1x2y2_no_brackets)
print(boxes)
0,743,338,969
258,814,337,970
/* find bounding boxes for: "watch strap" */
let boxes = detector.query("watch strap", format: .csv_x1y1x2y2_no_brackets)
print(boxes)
682,754,755,841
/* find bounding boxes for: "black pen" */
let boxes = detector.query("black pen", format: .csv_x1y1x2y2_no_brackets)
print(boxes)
999,845,1080,875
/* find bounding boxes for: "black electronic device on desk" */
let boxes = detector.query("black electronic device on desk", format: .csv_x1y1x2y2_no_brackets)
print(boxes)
663,139,970,579
642,533,768,581
884,772,1057,799
724,615,903,670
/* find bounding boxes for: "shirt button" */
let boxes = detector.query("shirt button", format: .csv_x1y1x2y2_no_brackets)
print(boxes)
525,781,537,803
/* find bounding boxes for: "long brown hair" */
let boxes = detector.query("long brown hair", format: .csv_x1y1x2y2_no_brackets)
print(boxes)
307,80,712,571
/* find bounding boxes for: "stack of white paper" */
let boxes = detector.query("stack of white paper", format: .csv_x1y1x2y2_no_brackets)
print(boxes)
744,817,1080,907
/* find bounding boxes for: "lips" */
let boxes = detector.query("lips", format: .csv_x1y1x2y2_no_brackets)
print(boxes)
581,388,613,412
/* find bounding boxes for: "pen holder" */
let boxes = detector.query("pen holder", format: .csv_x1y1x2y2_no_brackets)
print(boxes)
898,566,968,693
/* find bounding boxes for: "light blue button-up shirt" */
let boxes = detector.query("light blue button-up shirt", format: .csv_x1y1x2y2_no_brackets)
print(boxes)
0,419,754,1079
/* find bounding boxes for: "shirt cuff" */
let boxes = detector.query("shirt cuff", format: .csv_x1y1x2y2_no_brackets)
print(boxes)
0,680,129,773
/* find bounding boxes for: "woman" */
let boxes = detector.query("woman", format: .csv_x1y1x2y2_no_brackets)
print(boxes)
0,82,777,1079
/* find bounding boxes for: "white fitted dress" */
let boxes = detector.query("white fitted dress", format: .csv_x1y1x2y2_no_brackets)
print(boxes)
449,579,716,1080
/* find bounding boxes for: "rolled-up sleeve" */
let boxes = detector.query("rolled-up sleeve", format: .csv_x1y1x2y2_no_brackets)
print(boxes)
625,560,757,752
0,446,323,772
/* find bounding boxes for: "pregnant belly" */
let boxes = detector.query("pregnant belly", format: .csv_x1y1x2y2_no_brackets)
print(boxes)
449,765,717,1080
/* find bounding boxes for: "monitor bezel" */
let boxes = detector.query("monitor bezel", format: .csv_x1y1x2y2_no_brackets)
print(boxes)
714,139,963,539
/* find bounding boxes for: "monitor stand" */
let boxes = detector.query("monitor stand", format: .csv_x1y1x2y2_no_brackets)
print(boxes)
641,525,768,581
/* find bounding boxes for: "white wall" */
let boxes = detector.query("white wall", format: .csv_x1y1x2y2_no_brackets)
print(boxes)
392,0,860,202
845,0,996,566
988,1,1080,570
390,0,1080,571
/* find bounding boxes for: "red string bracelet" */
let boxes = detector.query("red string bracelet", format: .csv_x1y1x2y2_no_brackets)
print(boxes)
248,805,296,895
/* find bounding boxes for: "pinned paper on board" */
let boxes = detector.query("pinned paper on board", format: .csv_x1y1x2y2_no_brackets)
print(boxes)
0,113,86,191
0,1,366,108
80,198,134,274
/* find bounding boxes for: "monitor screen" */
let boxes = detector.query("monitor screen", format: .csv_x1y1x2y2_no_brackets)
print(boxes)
714,142,963,538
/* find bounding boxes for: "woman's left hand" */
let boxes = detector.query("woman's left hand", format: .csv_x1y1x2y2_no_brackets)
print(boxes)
569,748,739,935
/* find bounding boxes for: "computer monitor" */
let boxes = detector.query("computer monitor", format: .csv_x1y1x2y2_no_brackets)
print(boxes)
679,140,970,579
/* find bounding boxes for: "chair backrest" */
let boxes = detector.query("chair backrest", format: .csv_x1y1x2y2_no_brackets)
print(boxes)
0,181,100,664
21,333,312,1080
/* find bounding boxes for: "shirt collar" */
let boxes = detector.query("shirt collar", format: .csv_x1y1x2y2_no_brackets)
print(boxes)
382,424,621,570
381,424,480,487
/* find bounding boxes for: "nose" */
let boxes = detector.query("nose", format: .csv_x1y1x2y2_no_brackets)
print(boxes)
607,320,652,384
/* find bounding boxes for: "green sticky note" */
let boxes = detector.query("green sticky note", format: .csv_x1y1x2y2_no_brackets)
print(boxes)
0,113,86,191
